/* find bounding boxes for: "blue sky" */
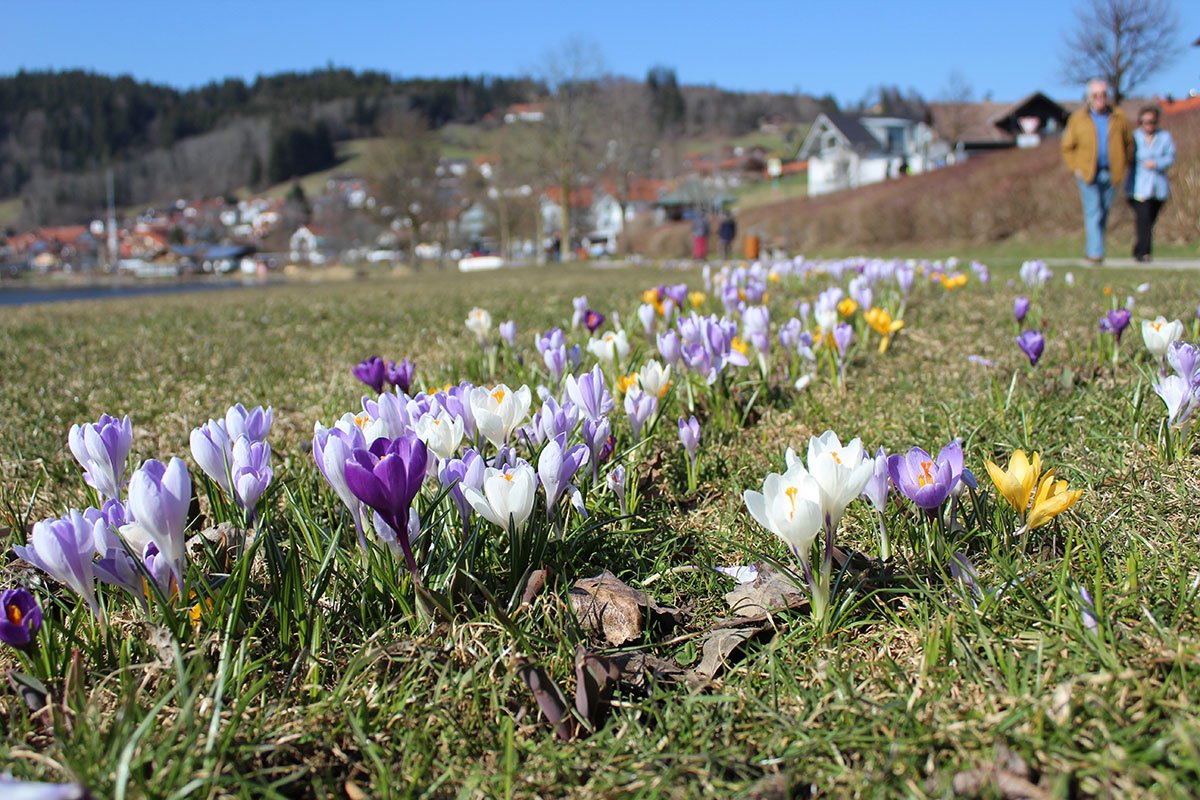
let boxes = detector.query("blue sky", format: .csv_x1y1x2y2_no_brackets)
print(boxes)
7,1,1199,104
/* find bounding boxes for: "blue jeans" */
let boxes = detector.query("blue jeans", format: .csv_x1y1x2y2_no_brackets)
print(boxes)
1076,168,1114,259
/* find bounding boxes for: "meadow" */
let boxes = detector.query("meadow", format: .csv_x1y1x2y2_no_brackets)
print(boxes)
1,257,1199,799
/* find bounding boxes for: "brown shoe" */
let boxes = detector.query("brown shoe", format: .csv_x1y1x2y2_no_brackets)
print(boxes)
1087,256,1103,265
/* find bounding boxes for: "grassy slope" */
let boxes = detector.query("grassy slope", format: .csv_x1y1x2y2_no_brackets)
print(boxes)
737,109,1200,257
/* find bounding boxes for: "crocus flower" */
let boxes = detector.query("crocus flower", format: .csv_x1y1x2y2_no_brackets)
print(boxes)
1168,342,1200,384
386,358,415,394
587,330,630,366
0,774,91,800
1142,316,1184,359
462,462,537,531
1019,259,1051,287
68,414,133,502
231,437,272,520
833,322,854,357
1013,296,1030,324
678,416,700,460
224,403,272,443
637,360,671,399
190,418,233,494
499,320,518,347
637,303,657,337
583,416,612,481
743,461,826,615
466,307,493,343
1154,374,1198,427
606,464,627,517
565,366,613,421
414,409,466,461
1016,330,1044,366
656,330,682,366
624,389,657,443
537,433,589,520
571,296,588,329
583,309,605,333
344,435,428,577
353,357,387,394
801,431,873,530
469,384,532,449
861,447,889,514
438,449,485,528
1104,309,1132,341
125,458,192,592
985,449,1080,533
0,588,42,650
887,441,963,510
313,420,368,547
14,509,105,617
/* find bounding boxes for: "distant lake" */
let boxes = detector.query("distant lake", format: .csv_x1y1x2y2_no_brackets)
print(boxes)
0,277,287,307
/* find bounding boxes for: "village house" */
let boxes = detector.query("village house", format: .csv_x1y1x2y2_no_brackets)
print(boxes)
502,103,545,124
929,91,1070,157
289,224,328,264
797,111,948,196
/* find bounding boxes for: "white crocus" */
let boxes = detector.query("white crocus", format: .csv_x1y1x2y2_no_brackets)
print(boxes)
462,464,537,530
805,430,873,529
465,307,493,342
743,462,824,563
586,329,630,366
1142,316,1184,359
469,384,532,448
637,359,672,400
414,410,465,460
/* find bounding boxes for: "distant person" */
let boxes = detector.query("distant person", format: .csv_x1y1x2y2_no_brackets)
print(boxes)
717,213,737,259
691,213,710,261
1127,105,1175,263
1061,78,1134,264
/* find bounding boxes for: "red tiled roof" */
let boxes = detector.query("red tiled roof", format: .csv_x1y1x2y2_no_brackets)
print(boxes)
543,186,595,208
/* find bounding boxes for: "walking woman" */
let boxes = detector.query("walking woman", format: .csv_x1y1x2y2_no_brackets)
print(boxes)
1128,106,1176,262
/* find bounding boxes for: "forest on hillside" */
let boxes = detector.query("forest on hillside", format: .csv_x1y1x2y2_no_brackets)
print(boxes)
0,67,834,226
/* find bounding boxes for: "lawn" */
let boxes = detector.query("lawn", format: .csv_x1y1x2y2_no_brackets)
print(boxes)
1,257,1199,798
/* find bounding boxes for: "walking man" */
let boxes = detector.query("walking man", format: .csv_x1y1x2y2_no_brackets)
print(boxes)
1061,79,1134,264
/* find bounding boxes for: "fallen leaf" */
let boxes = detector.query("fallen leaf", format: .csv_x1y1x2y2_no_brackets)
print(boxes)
724,562,808,618
570,571,682,646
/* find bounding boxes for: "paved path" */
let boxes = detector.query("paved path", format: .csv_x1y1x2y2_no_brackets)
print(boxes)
1043,257,1200,271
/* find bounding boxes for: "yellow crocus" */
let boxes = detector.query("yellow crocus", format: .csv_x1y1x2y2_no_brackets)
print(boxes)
731,337,749,356
768,272,781,284
984,450,1042,516
864,307,905,353
688,291,706,308
837,298,858,317
617,373,638,396
1026,471,1082,530
942,273,968,290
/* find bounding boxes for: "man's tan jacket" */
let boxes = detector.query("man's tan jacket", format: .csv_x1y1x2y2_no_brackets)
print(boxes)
1061,106,1134,185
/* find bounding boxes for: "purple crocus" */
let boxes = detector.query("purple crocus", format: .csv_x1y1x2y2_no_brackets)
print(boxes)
1104,309,1132,342
1154,374,1198,427
1016,330,1045,366
565,365,613,421
678,416,701,460
0,588,42,650
344,435,428,578
126,457,192,593
572,295,589,329
624,390,657,443
190,418,233,494
861,447,889,514
68,414,133,502
0,775,91,799
387,358,415,394
14,509,105,617
353,356,388,394
499,320,518,347
439,449,485,530
1167,341,1200,383
313,420,369,548
584,309,605,333
1013,296,1030,324
231,437,272,521
583,416,612,481
887,441,963,510
833,322,854,357
225,403,273,443
537,433,589,520
657,330,682,366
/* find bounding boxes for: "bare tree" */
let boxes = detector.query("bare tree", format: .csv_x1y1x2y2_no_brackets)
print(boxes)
365,110,443,259
536,38,605,261
933,69,976,148
595,77,659,255
1060,0,1184,103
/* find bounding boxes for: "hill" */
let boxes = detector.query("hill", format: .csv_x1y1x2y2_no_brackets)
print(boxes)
733,105,1199,255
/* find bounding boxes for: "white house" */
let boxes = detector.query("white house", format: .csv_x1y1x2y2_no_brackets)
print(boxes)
798,112,948,196
289,225,327,264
